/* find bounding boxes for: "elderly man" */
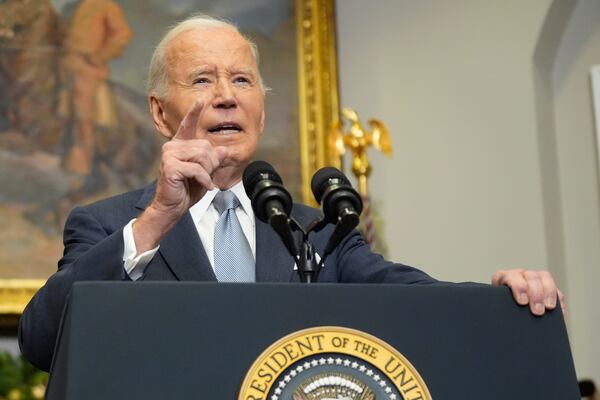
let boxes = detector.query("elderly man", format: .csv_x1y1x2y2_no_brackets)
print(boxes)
19,15,565,372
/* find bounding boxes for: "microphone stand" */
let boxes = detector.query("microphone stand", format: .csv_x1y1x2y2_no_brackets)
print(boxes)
270,214,356,284
288,217,322,284
298,239,318,283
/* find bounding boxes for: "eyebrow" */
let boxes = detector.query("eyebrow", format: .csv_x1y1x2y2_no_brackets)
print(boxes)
233,68,256,76
186,67,213,81
186,67,257,81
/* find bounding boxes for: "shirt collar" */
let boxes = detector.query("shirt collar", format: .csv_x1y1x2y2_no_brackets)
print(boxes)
229,180,254,217
189,181,254,222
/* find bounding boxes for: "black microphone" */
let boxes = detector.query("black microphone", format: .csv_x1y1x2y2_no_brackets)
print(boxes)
312,167,363,226
311,167,363,257
243,161,297,257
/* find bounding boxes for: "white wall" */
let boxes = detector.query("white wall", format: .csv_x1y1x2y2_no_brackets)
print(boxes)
336,0,551,283
552,0,600,383
336,0,599,384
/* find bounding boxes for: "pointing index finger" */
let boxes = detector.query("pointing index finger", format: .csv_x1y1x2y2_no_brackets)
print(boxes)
173,100,204,141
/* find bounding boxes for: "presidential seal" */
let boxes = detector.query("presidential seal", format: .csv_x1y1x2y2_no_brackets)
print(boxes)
238,327,431,400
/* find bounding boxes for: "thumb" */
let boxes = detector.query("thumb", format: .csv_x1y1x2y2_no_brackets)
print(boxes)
215,146,229,165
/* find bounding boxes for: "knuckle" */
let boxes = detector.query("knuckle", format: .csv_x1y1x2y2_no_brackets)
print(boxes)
162,141,175,152
523,269,538,279
529,290,543,301
539,270,552,281
491,273,499,284
161,163,177,178
197,141,213,154
492,270,504,281
528,282,543,298
187,141,206,154
515,280,529,293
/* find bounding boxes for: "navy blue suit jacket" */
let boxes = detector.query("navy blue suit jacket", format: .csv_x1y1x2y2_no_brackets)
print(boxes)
18,183,436,371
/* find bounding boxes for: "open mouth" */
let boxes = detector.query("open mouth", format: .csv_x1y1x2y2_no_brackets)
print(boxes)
207,122,243,135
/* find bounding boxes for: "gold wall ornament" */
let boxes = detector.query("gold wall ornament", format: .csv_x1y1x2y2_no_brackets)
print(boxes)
330,108,393,253
330,107,393,196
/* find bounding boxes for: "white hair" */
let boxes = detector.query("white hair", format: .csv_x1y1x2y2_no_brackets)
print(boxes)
147,14,265,98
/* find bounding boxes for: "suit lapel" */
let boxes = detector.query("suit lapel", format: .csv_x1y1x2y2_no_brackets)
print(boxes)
135,182,216,282
134,182,157,210
158,213,217,281
255,218,296,282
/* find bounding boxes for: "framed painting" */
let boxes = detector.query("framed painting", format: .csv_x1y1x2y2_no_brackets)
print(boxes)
0,0,339,319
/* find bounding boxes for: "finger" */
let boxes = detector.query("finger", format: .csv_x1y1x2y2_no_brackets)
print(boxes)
491,269,506,286
173,100,204,141
214,146,229,164
170,159,214,189
160,157,212,190
492,270,529,306
208,146,230,170
187,162,214,190
163,141,221,173
491,268,524,286
539,271,558,309
523,271,545,316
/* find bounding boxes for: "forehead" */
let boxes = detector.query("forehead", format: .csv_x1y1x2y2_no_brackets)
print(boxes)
165,27,257,75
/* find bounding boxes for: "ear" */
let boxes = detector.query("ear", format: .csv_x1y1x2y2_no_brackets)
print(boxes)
149,94,175,139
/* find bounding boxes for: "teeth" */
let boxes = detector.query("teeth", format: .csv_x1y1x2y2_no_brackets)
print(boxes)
212,129,237,134
208,124,242,133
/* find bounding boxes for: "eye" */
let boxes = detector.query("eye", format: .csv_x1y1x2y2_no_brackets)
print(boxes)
193,77,210,85
234,76,252,85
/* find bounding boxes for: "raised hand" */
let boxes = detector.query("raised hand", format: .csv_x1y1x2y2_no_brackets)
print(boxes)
133,101,229,253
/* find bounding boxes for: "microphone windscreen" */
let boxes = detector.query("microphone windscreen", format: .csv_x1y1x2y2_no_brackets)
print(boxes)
311,167,349,204
243,160,282,198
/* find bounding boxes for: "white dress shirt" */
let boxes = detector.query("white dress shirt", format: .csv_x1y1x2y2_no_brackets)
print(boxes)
122,181,255,280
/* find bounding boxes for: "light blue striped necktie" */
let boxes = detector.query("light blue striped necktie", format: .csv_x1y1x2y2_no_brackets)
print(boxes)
213,190,255,282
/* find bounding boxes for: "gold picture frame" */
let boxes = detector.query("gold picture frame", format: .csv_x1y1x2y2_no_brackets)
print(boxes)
0,0,340,320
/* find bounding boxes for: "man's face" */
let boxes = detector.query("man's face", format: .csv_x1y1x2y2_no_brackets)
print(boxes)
156,26,265,170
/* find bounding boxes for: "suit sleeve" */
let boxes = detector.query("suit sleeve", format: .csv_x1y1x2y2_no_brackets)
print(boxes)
18,206,130,372
334,229,438,284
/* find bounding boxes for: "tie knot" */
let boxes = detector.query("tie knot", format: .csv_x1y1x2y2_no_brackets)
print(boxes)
213,190,240,214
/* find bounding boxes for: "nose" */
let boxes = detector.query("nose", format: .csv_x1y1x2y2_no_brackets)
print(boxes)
212,78,236,109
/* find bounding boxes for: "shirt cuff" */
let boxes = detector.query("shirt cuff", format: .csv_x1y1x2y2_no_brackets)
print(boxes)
123,218,159,281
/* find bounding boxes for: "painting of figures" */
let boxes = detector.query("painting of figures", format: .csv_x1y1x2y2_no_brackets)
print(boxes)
0,0,300,279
